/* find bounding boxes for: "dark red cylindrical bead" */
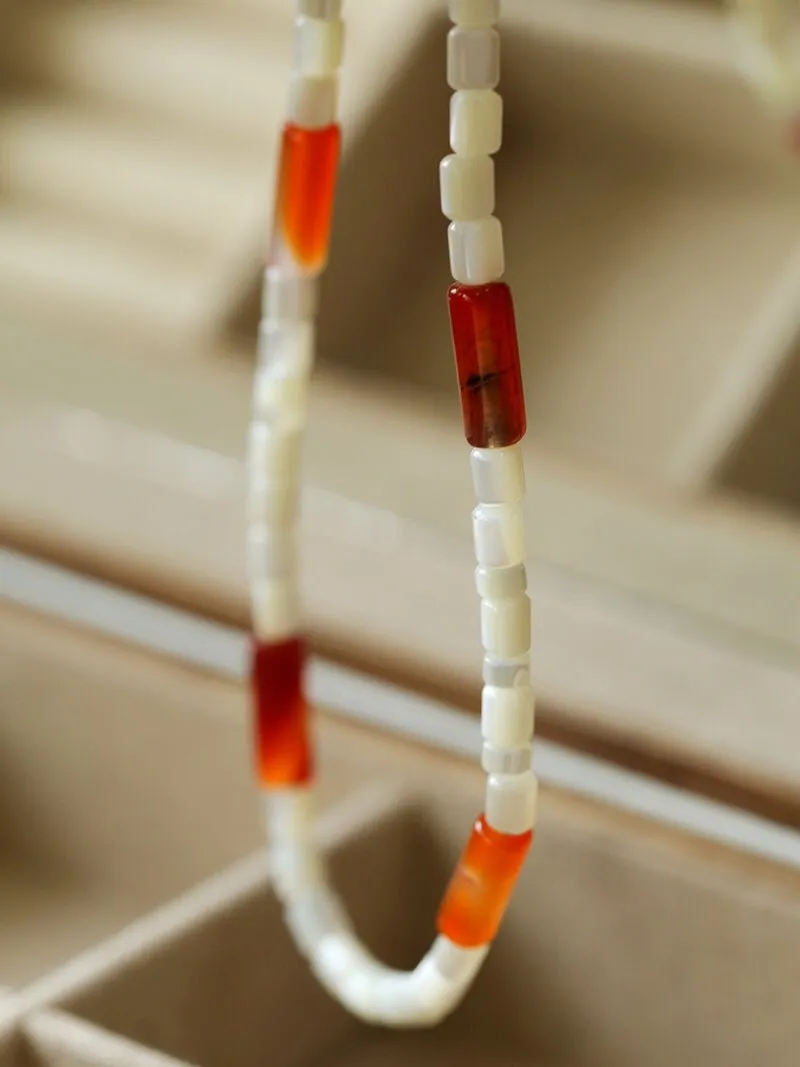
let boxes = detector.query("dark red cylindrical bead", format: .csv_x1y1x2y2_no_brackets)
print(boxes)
250,636,312,787
448,281,526,448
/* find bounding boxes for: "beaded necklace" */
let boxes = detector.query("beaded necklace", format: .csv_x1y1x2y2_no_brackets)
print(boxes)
248,0,536,1027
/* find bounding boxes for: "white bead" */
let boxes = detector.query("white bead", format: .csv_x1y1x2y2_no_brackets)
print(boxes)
449,0,501,25
475,563,526,600
269,840,323,899
448,218,504,284
294,16,344,76
252,578,301,640
247,524,297,581
263,267,319,322
439,154,494,222
470,445,525,503
288,73,338,128
483,655,530,688
481,683,535,746
285,886,350,960
258,320,315,376
265,788,315,843
450,90,503,156
447,27,500,90
297,0,341,16
485,771,538,835
248,423,304,488
472,502,524,567
482,742,531,775
253,366,308,432
481,595,531,658
247,480,299,527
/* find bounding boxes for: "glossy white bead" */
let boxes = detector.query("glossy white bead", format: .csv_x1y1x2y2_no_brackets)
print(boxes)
258,320,315,376
485,771,538,835
269,840,323,898
263,267,319,322
472,502,524,567
448,217,504,284
265,788,315,842
450,90,503,156
482,742,532,775
475,563,527,600
447,27,500,90
297,0,342,15
481,683,535,747
251,578,301,640
285,886,350,960
248,423,304,488
483,655,530,688
439,154,494,222
481,595,531,658
247,525,297,581
247,480,299,527
449,0,501,25
294,16,344,76
253,365,308,429
288,73,338,128
470,445,525,503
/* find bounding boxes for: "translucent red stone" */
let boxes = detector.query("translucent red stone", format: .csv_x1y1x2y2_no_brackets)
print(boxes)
251,636,312,787
271,122,341,272
437,814,532,948
448,281,526,448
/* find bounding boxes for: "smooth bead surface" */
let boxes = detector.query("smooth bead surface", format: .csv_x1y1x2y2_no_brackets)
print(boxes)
248,424,304,489
450,90,503,155
481,683,535,747
294,16,344,76
248,525,297,581
252,364,309,430
480,595,531,658
486,771,538,834
447,27,500,90
272,122,340,271
470,445,525,503
440,154,494,222
287,73,338,129
449,0,501,25
483,655,530,688
252,578,301,641
472,503,524,567
482,742,532,775
297,0,342,15
263,267,319,321
258,320,315,376
448,217,504,285
449,281,526,446
248,480,299,527
475,562,527,600
251,637,312,786
437,815,532,947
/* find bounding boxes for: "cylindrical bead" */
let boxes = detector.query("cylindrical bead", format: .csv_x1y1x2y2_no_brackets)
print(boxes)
472,503,524,567
294,16,344,76
258,320,315,376
248,479,300,528
287,73,338,129
248,424,304,488
448,217,504,285
449,281,526,446
251,636,312,786
470,445,525,503
248,525,297,581
483,655,530,689
440,154,494,222
447,27,501,90
481,595,531,658
449,0,501,25
481,683,535,747
263,267,319,322
252,578,301,642
450,90,503,156
272,122,340,272
437,815,532,947
252,366,309,430
486,771,538,835
482,742,531,775
297,0,342,15
475,562,527,600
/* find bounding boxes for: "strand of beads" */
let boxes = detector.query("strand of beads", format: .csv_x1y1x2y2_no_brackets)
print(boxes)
436,0,537,950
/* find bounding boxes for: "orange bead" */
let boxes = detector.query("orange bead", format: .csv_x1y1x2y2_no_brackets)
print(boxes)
437,815,532,948
271,122,340,272
251,636,313,787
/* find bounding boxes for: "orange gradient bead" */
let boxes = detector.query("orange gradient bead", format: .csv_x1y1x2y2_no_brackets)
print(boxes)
437,814,532,948
251,636,313,787
271,122,341,272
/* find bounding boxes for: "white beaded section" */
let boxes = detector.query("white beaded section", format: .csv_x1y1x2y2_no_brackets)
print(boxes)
248,424,304,489
263,268,319,322
294,16,344,77
483,655,530,688
447,27,500,90
253,366,309,431
288,72,338,128
482,682,535,746
475,562,526,600
481,742,531,775
448,217,504,284
481,595,531,658
247,525,297,581
450,90,503,156
470,445,525,503
485,771,538,834
297,0,342,16
439,154,494,221
247,480,299,527
472,502,524,567
449,0,501,26
251,577,300,640
258,320,315,376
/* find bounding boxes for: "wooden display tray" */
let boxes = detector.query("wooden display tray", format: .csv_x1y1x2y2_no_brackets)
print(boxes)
2,602,800,1067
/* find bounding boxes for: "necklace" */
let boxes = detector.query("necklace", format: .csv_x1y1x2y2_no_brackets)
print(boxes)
248,0,536,1027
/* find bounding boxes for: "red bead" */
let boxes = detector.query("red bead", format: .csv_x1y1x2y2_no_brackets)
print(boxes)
250,637,312,787
270,122,340,272
448,281,526,448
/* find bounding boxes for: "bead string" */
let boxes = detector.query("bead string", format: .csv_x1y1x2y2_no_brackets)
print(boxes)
248,0,537,1027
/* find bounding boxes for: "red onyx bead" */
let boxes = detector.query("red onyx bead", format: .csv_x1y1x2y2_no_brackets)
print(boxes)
448,281,527,448
250,636,312,787
272,122,340,272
